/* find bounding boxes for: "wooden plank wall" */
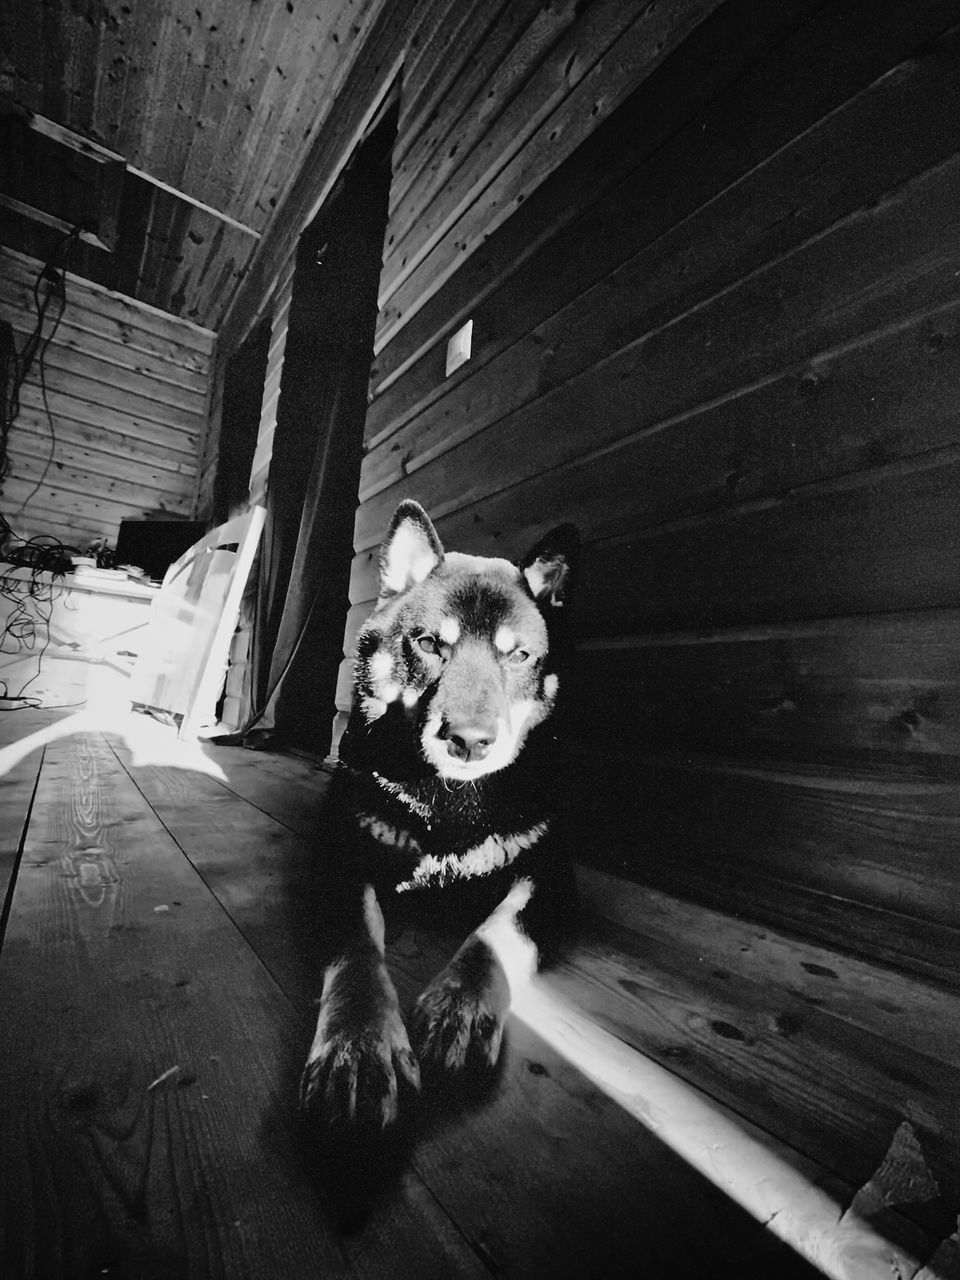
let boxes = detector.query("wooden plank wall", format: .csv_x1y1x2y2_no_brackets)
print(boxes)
344,0,960,984
0,0,392,330
0,245,214,550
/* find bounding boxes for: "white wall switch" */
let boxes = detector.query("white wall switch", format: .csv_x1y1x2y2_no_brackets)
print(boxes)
445,319,473,376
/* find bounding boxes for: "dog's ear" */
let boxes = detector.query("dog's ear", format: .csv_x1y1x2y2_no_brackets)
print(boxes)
378,500,444,600
519,523,579,607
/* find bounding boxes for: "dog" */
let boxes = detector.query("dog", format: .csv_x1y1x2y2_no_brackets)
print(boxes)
299,499,578,1144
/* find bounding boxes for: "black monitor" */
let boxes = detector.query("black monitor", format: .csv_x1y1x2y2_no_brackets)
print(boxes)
114,519,207,582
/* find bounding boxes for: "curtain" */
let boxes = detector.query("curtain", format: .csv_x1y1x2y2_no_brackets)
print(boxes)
242,103,397,751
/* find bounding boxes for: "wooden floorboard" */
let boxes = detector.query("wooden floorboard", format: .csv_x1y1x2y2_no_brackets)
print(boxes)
0,711,48,915
186,731,960,1269
0,729,489,1279
102,721,797,1278
14,713,954,1275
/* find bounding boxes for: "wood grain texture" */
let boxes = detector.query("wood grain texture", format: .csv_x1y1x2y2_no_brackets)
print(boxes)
104,736,323,1007
592,757,960,927
597,833,960,994
218,0,420,357
568,609,960,765
384,0,585,252
7,437,195,505
12,381,207,461
347,448,960,626
245,255,297,509
10,410,198,483
0,730,490,1279
107,729,960,1271
369,0,959,396
357,295,960,582
376,0,726,346
574,450,960,635
2,298,209,393
193,735,960,1073
0,246,216,350
0,1,396,328
0,732,344,1277
103,727,795,1280
545,914,960,1226
365,18,960,470
358,150,960,549
1,478,193,544
577,867,960,1068
0,720,46,917
392,0,517,179
0,246,211,546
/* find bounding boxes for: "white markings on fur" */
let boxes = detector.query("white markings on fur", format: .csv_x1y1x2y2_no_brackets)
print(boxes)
477,878,539,991
439,617,460,645
381,522,440,595
395,822,548,893
370,650,394,683
361,695,388,723
402,687,420,708
357,812,422,855
523,553,567,605
307,957,348,1066
373,772,434,823
543,673,559,701
365,649,401,709
494,625,515,653
523,560,551,600
363,884,386,955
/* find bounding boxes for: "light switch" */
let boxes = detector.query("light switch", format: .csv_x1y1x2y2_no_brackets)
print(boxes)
445,319,473,376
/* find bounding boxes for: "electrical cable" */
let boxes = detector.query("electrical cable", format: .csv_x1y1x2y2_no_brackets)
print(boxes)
0,540,67,708
0,229,83,708
16,230,77,512
0,224,79,499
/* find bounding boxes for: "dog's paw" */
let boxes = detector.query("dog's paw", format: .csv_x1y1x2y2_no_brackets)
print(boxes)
300,989,420,1139
410,939,511,1079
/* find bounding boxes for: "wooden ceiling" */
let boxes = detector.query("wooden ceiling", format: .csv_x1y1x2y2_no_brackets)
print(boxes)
0,0,390,331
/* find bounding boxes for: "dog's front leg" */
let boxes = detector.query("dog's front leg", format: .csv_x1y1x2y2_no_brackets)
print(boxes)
411,879,538,1080
300,884,419,1138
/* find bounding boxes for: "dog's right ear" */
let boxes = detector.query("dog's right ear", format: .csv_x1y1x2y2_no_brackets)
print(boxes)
520,523,579,609
378,500,444,601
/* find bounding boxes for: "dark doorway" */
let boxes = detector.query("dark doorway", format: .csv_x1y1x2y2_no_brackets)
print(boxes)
212,315,271,526
249,95,399,751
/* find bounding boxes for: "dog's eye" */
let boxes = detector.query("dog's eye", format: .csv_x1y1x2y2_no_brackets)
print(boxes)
416,634,440,655
508,648,531,665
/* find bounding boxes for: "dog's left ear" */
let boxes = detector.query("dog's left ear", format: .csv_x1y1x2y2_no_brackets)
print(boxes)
519,523,579,607
378,499,445,601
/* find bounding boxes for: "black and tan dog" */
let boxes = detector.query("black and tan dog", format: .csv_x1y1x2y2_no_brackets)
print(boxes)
300,499,578,1143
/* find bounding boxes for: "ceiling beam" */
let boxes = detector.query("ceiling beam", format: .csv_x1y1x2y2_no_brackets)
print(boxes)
3,101,261,240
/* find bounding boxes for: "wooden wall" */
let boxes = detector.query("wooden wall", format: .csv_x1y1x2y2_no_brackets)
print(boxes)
341,0,960,985
0,0,390,329
0,245,214,549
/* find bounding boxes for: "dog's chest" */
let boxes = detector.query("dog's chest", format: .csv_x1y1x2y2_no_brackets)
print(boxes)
353,773,548,896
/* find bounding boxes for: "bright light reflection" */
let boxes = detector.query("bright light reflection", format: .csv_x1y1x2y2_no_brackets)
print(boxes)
511,979,939,1280
0,655,226,782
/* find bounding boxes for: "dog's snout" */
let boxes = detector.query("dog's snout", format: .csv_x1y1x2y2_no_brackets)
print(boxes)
441,720,496,762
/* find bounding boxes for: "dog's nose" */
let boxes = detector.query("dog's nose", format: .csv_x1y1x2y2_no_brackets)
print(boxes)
443,720,495,762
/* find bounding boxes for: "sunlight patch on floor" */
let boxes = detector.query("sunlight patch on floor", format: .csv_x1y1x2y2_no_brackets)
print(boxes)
512,979,951,1280
0,659,226,783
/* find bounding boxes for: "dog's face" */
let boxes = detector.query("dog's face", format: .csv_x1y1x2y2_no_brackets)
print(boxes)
354,501,577,782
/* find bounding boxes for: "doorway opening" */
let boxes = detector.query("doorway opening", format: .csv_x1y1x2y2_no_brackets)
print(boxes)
248,95,399,751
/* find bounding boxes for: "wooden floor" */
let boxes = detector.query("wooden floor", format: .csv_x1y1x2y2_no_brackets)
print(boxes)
1,706,957,1279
